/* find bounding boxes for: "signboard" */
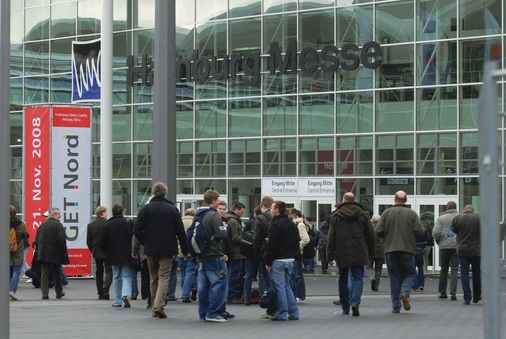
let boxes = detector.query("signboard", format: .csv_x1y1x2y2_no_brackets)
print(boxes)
24,105,92,276
72,39,101,102
262,178,336,197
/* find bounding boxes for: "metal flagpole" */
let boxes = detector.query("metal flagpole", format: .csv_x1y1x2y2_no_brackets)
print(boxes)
0,0,10,337
477,55,502,339
153,0,176,202
100,0,113,211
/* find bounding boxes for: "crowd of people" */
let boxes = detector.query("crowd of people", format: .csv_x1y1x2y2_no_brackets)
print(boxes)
9,187,482,321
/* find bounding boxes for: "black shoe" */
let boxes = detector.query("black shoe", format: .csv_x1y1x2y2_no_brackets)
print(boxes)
221,310,235,319
98,294,105,300
244,301,251,306
322,269,327,273
342,310,349,315
227,299,243,305
333,300,341,306
438,293,448,299
463,300,471,305
451,294,457,301
182,298,192,303
472,295,482,304
351,304,360,317
166,297,177,302
191,289,198,301
102,292,110,300
131,293,138,300
371,279,376,291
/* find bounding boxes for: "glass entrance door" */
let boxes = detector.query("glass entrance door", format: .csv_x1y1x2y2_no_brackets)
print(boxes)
374,195,458,272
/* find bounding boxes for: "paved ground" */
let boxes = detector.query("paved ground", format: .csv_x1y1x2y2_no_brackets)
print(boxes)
8,267,506,339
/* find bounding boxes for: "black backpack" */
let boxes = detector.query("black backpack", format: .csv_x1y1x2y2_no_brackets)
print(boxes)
186,208,215,257
239,228,255,259
302,225,316,259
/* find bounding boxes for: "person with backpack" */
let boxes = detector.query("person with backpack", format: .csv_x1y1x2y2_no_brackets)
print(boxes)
9,205,27,301
241,205,262,306
253,196,274,318
225,202,246,304
315,221,329,273
134,182,188,319
192,189,229,322
289,208,309,304
303,217,316,272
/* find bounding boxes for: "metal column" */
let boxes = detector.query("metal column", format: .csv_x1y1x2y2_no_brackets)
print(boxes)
477,59,503,339
153,0,176,202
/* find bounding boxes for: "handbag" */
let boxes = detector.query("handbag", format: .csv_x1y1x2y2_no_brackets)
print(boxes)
259,289,276,309
130,256,142,272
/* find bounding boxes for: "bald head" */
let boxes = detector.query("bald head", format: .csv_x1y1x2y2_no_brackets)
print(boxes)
342,192,355,203
394,191,407,204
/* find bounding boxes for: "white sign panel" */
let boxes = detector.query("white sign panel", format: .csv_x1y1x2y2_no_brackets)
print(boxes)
262,178,298,196
299,178,336,196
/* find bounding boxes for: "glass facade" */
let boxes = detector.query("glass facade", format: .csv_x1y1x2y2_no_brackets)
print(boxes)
9,0,506,220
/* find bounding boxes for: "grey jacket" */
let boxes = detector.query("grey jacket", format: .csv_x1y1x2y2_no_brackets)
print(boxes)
376,204,426,254
433,209,459,250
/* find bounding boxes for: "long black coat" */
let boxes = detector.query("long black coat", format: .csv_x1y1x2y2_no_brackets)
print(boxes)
134,196,188,257
86,217,107,259
99,215,133,266
35,217,69,265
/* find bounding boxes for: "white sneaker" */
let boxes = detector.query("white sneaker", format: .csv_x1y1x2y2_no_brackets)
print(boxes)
205,315,228,322
26,278,33,283
22,275,28,279
9,291,19,301
260,312,275,319
296,298,307,304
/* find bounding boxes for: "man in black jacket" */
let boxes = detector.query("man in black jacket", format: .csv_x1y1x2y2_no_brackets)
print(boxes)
86,205,112,300
327,192,375,317
34,207,69,300
134,182,188,319
99,205,134,308
264,200,300,321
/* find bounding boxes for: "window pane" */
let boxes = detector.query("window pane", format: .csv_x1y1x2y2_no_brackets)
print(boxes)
263,13,296,53
176,102,193,140
25,41,49,75
112,180,131,215
112,106,132,142
336,6,373,47
416,41,457,86
229,0,261,18
196,101,226,138
460,132,478,174
417,0,457,41
376,92,414,132
135,0,155,28
113,143,132,178
417,87,457,130
51,2,77,38
299,94,334,135
376,1,414,44
196,0,227,22
337,92,373,133
78,0,101,35
300,10,334,50
134,104,153,141
50,74,72,103
11,10,24,44
178,141,194,178
263,96,297,136
176,0,195,26
264,0,297,14
230,18,261,53
24,76,49,104
133,143,152,178
25,6,50,41
300,0,333,10
460,0,501,38
51,38,73,73
229,98,261,137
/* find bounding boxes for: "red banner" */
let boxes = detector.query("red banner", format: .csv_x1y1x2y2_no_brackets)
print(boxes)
24,107,51,266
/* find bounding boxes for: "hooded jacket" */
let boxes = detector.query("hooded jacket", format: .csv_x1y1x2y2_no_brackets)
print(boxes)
433,209,459,250
10,216,27,266
195,206,228,262
225,211,245,261
326,202,375,268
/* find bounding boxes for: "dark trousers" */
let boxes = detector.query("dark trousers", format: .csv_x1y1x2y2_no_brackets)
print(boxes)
41,262,63,298
459,256,481,302
141,259,150,301
94,258,112,295
438,249,459,294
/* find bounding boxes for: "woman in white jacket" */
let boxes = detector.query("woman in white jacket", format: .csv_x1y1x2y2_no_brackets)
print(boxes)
289,208,309,303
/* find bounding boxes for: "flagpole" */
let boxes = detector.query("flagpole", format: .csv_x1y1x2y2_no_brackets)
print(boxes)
100,0,113,211
0,0,10,337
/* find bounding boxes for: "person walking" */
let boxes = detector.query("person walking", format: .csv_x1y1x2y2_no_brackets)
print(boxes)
225,202,246,304
134,182,188,318
433,201,460,300
326,193,375,317
34,207,69,300
375,191,425,313
99,205,134,308
9,205,28,301
368,214,384,292
451,205,481,305
87,205,113,300
264,200,300,321
193,189,229,322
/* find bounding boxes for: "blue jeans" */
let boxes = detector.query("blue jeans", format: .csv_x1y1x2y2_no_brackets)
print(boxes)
412,248,425,289
182,258,198,299
198,258,228,319
386,252,415,310
227,259,243,301
131,271,139,296
339,265,364,311
112,264,133,305
270,260,299,320
459,256,481,302
303,258,314,271
22,247,30,272
243,257,264,302
176,256,187,291
10,265,22,292
60,266,69,284
290,258,306,300
167,259,178,299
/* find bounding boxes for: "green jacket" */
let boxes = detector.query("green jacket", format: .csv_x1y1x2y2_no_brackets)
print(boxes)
376,204,425,254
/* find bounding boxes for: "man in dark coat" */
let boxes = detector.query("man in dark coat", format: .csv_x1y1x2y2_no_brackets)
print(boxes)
87,205,112,300
34,207,69,299
327,192,375,317
451,204,481,305
134,182,188,319
99,204,134,308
